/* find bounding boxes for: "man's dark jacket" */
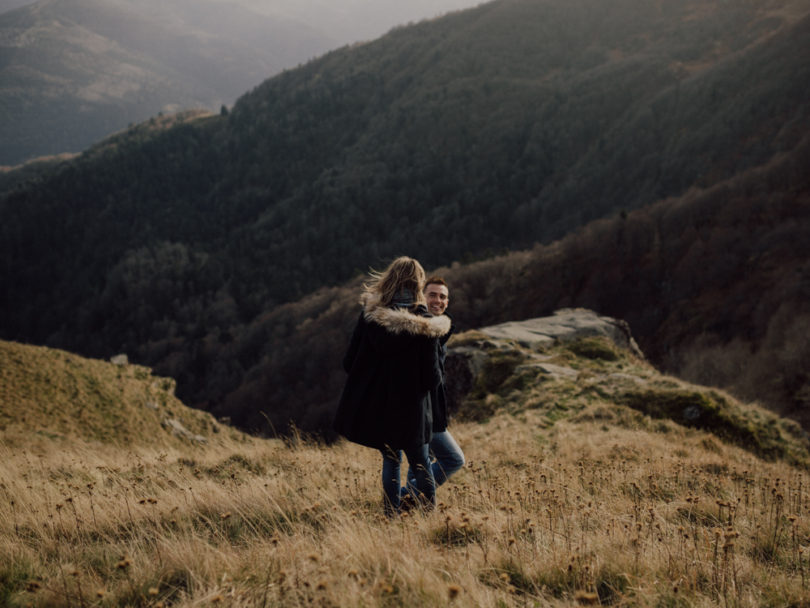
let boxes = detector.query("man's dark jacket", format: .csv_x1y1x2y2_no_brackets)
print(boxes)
431,315,455,432
334,292,450,451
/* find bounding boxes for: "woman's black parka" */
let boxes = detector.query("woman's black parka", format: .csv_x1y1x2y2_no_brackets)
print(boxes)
333,291,451,451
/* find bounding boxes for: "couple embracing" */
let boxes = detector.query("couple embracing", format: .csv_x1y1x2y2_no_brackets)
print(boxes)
333,256,465,516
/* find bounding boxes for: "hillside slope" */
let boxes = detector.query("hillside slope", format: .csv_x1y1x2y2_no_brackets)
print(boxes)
2,322,809,606
203,132,810,436
0,338,244,449
0,0,808,431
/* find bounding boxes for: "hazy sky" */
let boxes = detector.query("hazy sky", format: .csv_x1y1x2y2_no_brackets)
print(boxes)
0,0,34,12
236,0,487,42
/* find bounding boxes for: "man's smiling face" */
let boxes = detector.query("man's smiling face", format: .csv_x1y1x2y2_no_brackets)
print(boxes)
425,283,449,316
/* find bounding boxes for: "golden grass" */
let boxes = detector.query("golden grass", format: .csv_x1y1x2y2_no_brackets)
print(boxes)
2,407,809,607
3,336,809,605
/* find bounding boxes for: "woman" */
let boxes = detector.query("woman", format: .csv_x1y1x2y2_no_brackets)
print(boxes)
334,256,450,515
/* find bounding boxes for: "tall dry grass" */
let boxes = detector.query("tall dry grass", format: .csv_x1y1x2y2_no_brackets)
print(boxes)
2,408,809,607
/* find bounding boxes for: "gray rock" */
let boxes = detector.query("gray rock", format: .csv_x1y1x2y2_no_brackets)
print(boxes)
478,308,643,358
162,418,207,443
520,362,580,380
110,353,129,366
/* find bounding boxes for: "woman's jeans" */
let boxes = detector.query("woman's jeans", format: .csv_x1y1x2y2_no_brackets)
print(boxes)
405,430,465,491
381,444,434,515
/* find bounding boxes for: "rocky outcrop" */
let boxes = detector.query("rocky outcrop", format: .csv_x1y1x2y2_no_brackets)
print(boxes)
110,354,129,366
162,418,208,443
440,309,810,465
445,308,643,413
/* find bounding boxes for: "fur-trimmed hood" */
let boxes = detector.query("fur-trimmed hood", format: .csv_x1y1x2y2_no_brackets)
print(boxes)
360,291,451,338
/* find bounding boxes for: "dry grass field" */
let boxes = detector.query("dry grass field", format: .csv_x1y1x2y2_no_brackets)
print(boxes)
2,338,810,606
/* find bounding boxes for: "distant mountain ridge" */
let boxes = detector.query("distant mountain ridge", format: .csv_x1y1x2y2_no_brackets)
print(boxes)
1,0,809,435
0,0,337,165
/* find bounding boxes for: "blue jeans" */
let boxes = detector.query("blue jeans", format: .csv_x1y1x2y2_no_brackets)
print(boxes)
381,444,434,515
405,430,465,491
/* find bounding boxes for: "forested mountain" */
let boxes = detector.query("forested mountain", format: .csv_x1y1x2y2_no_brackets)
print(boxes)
219,132,809,436
1,0,809,434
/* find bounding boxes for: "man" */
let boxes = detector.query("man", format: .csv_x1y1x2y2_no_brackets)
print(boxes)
405,276,465,496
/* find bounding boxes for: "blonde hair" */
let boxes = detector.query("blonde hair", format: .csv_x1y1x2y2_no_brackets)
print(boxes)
365,256,427,307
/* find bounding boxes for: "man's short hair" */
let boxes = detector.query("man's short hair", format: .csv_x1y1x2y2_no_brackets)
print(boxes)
425,276,448,289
